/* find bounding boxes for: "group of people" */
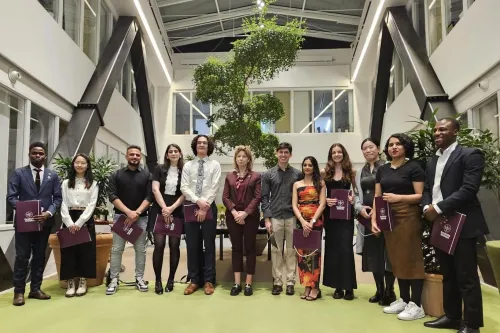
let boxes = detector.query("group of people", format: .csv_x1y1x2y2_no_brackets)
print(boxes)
6,118,487,333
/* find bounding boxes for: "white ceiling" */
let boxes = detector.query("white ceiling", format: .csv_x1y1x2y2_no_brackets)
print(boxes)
153,0,367,49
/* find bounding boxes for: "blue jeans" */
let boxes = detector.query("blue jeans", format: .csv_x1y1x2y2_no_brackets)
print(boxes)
109,214,148,280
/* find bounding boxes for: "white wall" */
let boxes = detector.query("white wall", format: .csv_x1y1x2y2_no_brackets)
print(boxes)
430,0,500,99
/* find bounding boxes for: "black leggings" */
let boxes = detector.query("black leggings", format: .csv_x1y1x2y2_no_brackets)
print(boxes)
152,233,181,282
398,278,424,306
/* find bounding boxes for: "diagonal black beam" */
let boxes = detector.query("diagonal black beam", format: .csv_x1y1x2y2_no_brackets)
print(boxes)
130,31,158,170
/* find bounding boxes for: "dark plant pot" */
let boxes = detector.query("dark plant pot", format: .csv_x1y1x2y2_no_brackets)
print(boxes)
477,188,500,287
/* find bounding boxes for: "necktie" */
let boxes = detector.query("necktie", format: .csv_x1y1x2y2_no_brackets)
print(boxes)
34,168,41,192
195,160,205,197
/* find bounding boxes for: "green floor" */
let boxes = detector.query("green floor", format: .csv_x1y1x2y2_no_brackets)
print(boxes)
1,282,499,333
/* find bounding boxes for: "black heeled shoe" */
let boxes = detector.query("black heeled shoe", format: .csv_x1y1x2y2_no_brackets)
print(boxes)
333,289,344,299
230,284,242,296
155,281,163,295
165,280,174,293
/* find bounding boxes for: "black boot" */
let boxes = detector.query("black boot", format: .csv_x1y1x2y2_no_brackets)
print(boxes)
369,274,384,303
379,271,396,306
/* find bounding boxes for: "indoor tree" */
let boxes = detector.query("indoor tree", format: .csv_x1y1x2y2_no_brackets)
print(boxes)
193,0,306,168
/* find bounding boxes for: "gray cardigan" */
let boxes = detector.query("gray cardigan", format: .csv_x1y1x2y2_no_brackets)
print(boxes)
354,168,364,255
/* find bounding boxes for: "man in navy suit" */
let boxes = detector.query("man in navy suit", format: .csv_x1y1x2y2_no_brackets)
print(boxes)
7,142,62,306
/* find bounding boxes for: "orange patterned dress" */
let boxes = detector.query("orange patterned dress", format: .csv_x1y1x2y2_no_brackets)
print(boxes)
296,186,323,289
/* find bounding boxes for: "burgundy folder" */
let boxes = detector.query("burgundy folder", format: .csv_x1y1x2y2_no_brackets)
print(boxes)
16,200,42,232
154,215,183,238
357,214,372,230
183,202,213,223
57,226,92,248
111,215,144,244
293,229,322,251
329,189,352,220
375,197,397,231
430,212,466,255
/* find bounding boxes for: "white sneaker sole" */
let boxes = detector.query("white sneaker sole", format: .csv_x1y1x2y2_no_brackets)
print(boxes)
106,288,117,295
398,312,425,321
136,286,149,292
383,308,405,314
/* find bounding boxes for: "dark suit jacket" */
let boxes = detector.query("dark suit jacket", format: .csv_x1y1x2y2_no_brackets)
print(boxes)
7,165,62,228
422,145,489,239
222,171,262,220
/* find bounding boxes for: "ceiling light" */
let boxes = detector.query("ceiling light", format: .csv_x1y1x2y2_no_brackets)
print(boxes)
133,0,173,85
351,0,386,82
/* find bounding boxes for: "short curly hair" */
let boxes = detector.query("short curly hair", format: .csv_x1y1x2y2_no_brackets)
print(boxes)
384,133,414,161
190,135,215,156
232,145,253,171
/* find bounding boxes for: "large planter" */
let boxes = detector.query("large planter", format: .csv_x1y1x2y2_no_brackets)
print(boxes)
48,233,113,288
486,240,500,294
421,273,444,317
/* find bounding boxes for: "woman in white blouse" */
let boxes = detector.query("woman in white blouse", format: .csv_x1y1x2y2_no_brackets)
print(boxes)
148,144,185,295
60,153,98,298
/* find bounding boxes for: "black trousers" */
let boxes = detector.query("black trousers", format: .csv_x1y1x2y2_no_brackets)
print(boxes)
226,213,259,275
436,237,483,329
60,211,97,280
13,225,51,294
184,204,217,286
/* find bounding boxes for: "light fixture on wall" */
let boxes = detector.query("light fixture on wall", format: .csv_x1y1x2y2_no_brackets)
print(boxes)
477,79,489,92
8,68,22,84
351,0,387,82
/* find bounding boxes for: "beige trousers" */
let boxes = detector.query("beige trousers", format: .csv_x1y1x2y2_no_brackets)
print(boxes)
271,217,296,286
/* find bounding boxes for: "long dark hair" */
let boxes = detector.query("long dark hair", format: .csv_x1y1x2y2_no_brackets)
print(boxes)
324,143,355,184
163,143,184,172
384,133,415,161
68,153,93,189
301,156,322,194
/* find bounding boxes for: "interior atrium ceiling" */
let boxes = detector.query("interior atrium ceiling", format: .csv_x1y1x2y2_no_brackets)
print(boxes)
151,0,367,53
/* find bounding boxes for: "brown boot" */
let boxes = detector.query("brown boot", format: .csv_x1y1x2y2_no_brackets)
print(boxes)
13,293,25,306
204,282,214,295
184,283,198,295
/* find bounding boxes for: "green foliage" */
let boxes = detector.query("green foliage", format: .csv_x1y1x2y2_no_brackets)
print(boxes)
53,155,118,214
193,0,305,168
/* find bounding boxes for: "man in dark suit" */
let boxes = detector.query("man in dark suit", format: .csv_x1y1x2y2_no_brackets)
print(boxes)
7,142,62,306
422,118,488,333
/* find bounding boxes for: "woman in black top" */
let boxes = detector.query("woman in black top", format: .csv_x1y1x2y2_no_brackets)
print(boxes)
321,143,357,300
373,134,426,321
149,144,185,295
354,138,396,305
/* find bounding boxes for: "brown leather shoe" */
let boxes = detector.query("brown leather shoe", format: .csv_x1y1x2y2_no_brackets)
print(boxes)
28,290,51,300
204,282,215,295
13,293,25,306
184,283,198,295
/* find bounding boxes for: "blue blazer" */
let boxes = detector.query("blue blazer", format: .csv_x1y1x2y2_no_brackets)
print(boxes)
7,165,62,227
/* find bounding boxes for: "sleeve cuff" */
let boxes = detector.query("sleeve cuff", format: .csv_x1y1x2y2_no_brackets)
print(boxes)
434,204,443,214
423,205,429,213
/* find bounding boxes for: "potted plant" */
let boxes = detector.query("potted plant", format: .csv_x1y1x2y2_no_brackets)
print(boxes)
49,154,118,288
406,112,500,314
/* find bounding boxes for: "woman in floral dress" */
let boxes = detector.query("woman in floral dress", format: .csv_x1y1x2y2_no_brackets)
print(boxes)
292,156,326,301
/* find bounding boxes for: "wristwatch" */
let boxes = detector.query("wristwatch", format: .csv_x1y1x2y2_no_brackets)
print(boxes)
311,218,316,224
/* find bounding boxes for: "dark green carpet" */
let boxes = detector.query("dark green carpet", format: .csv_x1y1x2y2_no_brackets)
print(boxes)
0,282,499,333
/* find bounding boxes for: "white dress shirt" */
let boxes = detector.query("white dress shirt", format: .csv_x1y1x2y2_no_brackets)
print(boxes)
426,141,458,214
61,178,99,227
164,166,179,195
180,156,221,205
30,164,44,184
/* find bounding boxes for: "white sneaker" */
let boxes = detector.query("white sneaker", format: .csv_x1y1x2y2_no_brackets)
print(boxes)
383,298,407,314
397,301,425,321
76,278,87,297
135,277,148,292
106,278,118,295
65,279,76,298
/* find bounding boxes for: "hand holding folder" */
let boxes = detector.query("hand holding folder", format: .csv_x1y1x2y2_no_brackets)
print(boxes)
111,215,143,244
154,215,183,238
57,226,92,248
430,213,466,255
16,200,42,232
184,202,213,223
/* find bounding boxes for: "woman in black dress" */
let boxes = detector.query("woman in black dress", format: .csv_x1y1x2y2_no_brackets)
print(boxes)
354,138,396,305
149,144,185,295
322,143,357,300
372,133,426,321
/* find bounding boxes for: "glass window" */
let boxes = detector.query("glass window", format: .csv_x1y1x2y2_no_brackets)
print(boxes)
211,104,225,132
294,91,312,133
0,88,25,224
407,0,426,39
253,91,274,133
108,147,119,163
174,92,190,134
274,91,291,133
59,118,68,139
445,0,463,34
30,104,55,158
472,96,499,144
83,0,98,62
63,0,81,44
334,90,354,132
38,0,58,20
427,0,443,54
193,94,210,135
131,75,139,112
119,152,126,168
99,2,112,58
94,140,107,158
313,90,333,133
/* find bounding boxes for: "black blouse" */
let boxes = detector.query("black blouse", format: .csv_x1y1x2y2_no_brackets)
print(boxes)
360,160,384,206
375,160,425,195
